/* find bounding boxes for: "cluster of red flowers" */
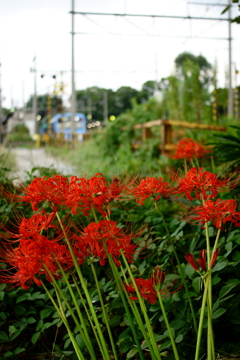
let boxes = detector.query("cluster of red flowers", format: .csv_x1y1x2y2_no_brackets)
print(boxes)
185,249,218,273
173,138,209,161
187,199,240,229
125,267,177,304
1,167,239,291
72,220,138,267
125,278,158,304
0,213,71,289
130,177,173,205
176,167,229,201
0,210,140,288
14,173,128,217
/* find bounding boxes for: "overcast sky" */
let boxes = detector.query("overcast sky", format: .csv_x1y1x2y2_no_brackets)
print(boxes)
0,0,239,108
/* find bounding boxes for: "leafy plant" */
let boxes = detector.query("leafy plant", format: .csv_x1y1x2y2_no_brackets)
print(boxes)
208,125,240,165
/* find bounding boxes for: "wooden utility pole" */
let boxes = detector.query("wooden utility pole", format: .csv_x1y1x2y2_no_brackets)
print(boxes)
227,0,233,116
0,62,3,144
71,0,76,137
103,91,108,124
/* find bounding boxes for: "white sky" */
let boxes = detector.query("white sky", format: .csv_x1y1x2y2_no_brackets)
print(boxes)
0,0,239,108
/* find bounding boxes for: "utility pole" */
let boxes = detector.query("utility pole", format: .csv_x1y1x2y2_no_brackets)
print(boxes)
71,0,76,136
22,80,26,123
0,62,3,143
32,56,38,133
103,91,108,124
87,96,92,120
228,0,233,116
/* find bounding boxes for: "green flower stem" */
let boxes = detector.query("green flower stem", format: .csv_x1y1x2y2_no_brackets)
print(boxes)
56,212,111,360
184,158,188,171
204,222,214,360
54,259,96,360
90,262,119,360
193,156,200,169
120,250,162,360
190,159,196,169
157,290,180,360
154,201,198,335
43,264,96,359
120,266,158,360
212,227,221,257
107,253,146,360
41,282,85,360
207,295,215,360
72,276,104,355
195,274,210,360
74,264,111,360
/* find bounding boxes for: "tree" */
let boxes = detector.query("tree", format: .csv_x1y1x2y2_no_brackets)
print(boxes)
76,86,139,121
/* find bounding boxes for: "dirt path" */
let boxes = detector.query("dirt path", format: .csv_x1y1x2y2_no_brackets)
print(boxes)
11,148,75,180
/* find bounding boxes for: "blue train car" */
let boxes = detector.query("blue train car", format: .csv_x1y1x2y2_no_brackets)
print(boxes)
51,112,87,140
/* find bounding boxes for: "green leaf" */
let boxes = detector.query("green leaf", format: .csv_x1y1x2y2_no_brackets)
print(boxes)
43,322,53,330
192,277,202,293
212,260,227,273
13,347,25,355
108,315,121,327
16,294,31,303
170,319,186,330
212,307,227,319
219,283,239,299
31,332,41,344
0,292,5,301
126,348,138,358
76,334,85,349
175,334,184,343
183,291,198,298
0,331,9,342
64,337,71,349
36,320,44,331
3,351,13,358
212,276,221,285
159,340,171,350
27,317,36,324
232,251,240,261
40,308,53,320
15,305,27,315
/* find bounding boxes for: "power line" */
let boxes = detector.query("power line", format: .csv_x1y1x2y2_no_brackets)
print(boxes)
71,11,230,21
74,32,229,40
188,2,229,5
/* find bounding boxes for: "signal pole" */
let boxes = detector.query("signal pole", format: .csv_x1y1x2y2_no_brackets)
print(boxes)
0,62,3,143
103,91,108,124
228,0,233,116
71,0,76,136
32,56,38,133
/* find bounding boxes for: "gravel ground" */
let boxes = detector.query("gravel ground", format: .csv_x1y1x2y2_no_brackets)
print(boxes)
10,147,75,180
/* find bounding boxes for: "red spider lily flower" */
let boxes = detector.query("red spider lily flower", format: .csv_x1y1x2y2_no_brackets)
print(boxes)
197,249,207,272
0,210,58,243
72,220,138,266
176,167,230,201
18,210,57,239
186,199,240,229
130,177,173,205
185,249,215,272
125,275,179,304
16,175,69,211
65,174,130,217
151,265,166,290
185,253,199,272
65,174,108,216
125,278,158,304
210,250,219,269
173,138,209,161
0,234,72,289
